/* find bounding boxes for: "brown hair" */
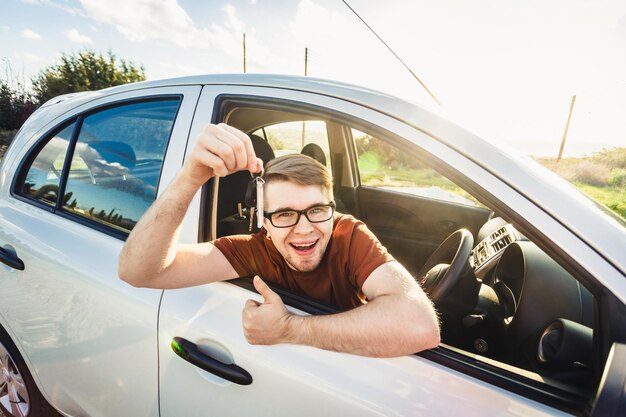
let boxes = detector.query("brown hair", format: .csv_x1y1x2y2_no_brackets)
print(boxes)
263,153,333,200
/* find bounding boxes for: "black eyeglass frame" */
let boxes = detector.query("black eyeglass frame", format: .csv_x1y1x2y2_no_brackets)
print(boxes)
263,201,336,228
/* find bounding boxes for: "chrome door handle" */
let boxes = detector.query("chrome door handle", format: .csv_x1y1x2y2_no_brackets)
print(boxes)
171,337,253,385
0,245,24,270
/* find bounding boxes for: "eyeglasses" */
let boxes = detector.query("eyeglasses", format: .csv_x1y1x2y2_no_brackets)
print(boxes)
263,202,336,228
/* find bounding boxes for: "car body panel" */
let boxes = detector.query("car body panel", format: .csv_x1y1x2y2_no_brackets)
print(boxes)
159,282,570,417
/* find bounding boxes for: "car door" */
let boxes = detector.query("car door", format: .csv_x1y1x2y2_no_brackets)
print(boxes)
158,84,578,417
0,85,200,417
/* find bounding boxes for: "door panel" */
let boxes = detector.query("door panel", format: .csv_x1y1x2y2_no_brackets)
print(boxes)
0,85,200,417
159,282,567,417
356,186,490,273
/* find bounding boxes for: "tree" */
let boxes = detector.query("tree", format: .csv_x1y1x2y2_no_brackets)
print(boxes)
32,50,146,104
0,80,38,130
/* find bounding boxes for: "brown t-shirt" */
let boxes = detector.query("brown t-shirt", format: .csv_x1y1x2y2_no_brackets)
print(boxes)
213,213,395,310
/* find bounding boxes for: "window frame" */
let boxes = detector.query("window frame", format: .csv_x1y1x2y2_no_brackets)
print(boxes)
12,95,183,240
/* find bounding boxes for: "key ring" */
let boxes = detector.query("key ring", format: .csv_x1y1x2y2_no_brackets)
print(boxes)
248,166,265,230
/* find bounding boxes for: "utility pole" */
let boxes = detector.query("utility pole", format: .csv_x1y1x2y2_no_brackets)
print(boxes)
304,47,308,76
243,33,247,73
301,47,308,147
557,95,576,162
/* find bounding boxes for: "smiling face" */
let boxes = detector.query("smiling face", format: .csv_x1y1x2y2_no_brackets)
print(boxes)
263,180,334,272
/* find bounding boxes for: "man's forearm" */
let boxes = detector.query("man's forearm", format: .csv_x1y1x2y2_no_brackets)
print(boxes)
118,171,200,286
283,294,440,358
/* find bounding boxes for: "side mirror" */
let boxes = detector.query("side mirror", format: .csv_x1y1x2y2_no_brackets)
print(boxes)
589,343,626,416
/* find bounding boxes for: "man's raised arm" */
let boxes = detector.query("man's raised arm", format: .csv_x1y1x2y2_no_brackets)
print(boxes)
118,124,262,289
243,261,440,357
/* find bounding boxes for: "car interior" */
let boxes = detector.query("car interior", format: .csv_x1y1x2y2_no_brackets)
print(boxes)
200,97,604,414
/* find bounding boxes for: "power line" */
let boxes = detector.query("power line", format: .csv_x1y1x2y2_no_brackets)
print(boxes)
339,0,441,106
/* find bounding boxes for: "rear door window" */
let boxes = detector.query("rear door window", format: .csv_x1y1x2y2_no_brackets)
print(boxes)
19,122,76,206
16,97,181,235
63,99,180,232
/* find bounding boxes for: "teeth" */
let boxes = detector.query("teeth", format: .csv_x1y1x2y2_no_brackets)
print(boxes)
292,242,315,249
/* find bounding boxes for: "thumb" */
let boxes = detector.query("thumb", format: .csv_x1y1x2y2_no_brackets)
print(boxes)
254,276,281,304
249,157,264,174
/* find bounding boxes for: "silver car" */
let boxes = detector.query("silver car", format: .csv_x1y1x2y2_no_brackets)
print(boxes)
1,74,625,417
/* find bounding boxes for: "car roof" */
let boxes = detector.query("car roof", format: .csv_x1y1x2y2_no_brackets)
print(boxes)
24,73,626,276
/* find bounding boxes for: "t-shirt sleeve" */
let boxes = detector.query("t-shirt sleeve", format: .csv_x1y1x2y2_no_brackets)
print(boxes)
212,234,261,278
345,218,395,289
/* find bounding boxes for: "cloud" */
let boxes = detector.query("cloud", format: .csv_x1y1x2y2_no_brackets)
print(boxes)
77,0,202,47
76,0,274,68
65,29,92,43
223,4,245,32
20,0,83,16
1,26,9,33
21,29,42,40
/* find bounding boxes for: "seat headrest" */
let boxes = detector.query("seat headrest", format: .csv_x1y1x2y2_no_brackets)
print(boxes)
250,134,275,164
300,143,326,166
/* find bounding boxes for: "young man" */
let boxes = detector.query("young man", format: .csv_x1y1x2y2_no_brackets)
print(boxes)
119,123,440,358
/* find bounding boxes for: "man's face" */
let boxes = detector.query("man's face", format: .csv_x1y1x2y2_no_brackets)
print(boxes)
263,181,333,272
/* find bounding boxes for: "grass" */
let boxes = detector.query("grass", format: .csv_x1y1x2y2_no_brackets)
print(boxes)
573,182,626,219
536,148,626,220
359,147,626,220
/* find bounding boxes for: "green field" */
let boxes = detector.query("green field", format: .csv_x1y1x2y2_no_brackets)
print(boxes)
537,148,626,220
358,144,626,220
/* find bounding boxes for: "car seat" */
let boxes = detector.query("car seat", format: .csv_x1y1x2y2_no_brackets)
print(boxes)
300,142,348,214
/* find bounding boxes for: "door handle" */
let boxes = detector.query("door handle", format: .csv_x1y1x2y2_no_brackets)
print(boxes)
171,337,253,385
0,245,24,270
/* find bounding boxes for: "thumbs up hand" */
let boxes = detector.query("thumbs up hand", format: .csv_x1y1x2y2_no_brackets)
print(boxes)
242,276,293,345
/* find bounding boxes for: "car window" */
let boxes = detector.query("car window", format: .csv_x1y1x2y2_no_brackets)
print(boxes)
253,121,331,173
19,122,76,206
353,129,479,206
62,99,180,232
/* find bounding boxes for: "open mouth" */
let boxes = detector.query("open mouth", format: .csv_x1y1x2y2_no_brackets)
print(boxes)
289,240,318,255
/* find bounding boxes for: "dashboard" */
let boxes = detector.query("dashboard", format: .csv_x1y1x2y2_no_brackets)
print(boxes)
456,218,595,381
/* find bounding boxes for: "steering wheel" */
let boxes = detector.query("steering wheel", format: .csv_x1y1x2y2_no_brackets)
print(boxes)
417,229,474,305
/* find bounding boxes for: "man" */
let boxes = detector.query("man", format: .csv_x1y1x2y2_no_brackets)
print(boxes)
119,123,440,358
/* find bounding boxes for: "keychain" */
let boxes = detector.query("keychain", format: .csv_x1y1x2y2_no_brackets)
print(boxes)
245,166,265,232
255,175,264,229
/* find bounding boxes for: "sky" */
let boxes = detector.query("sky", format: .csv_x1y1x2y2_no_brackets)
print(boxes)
2,0,626,157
